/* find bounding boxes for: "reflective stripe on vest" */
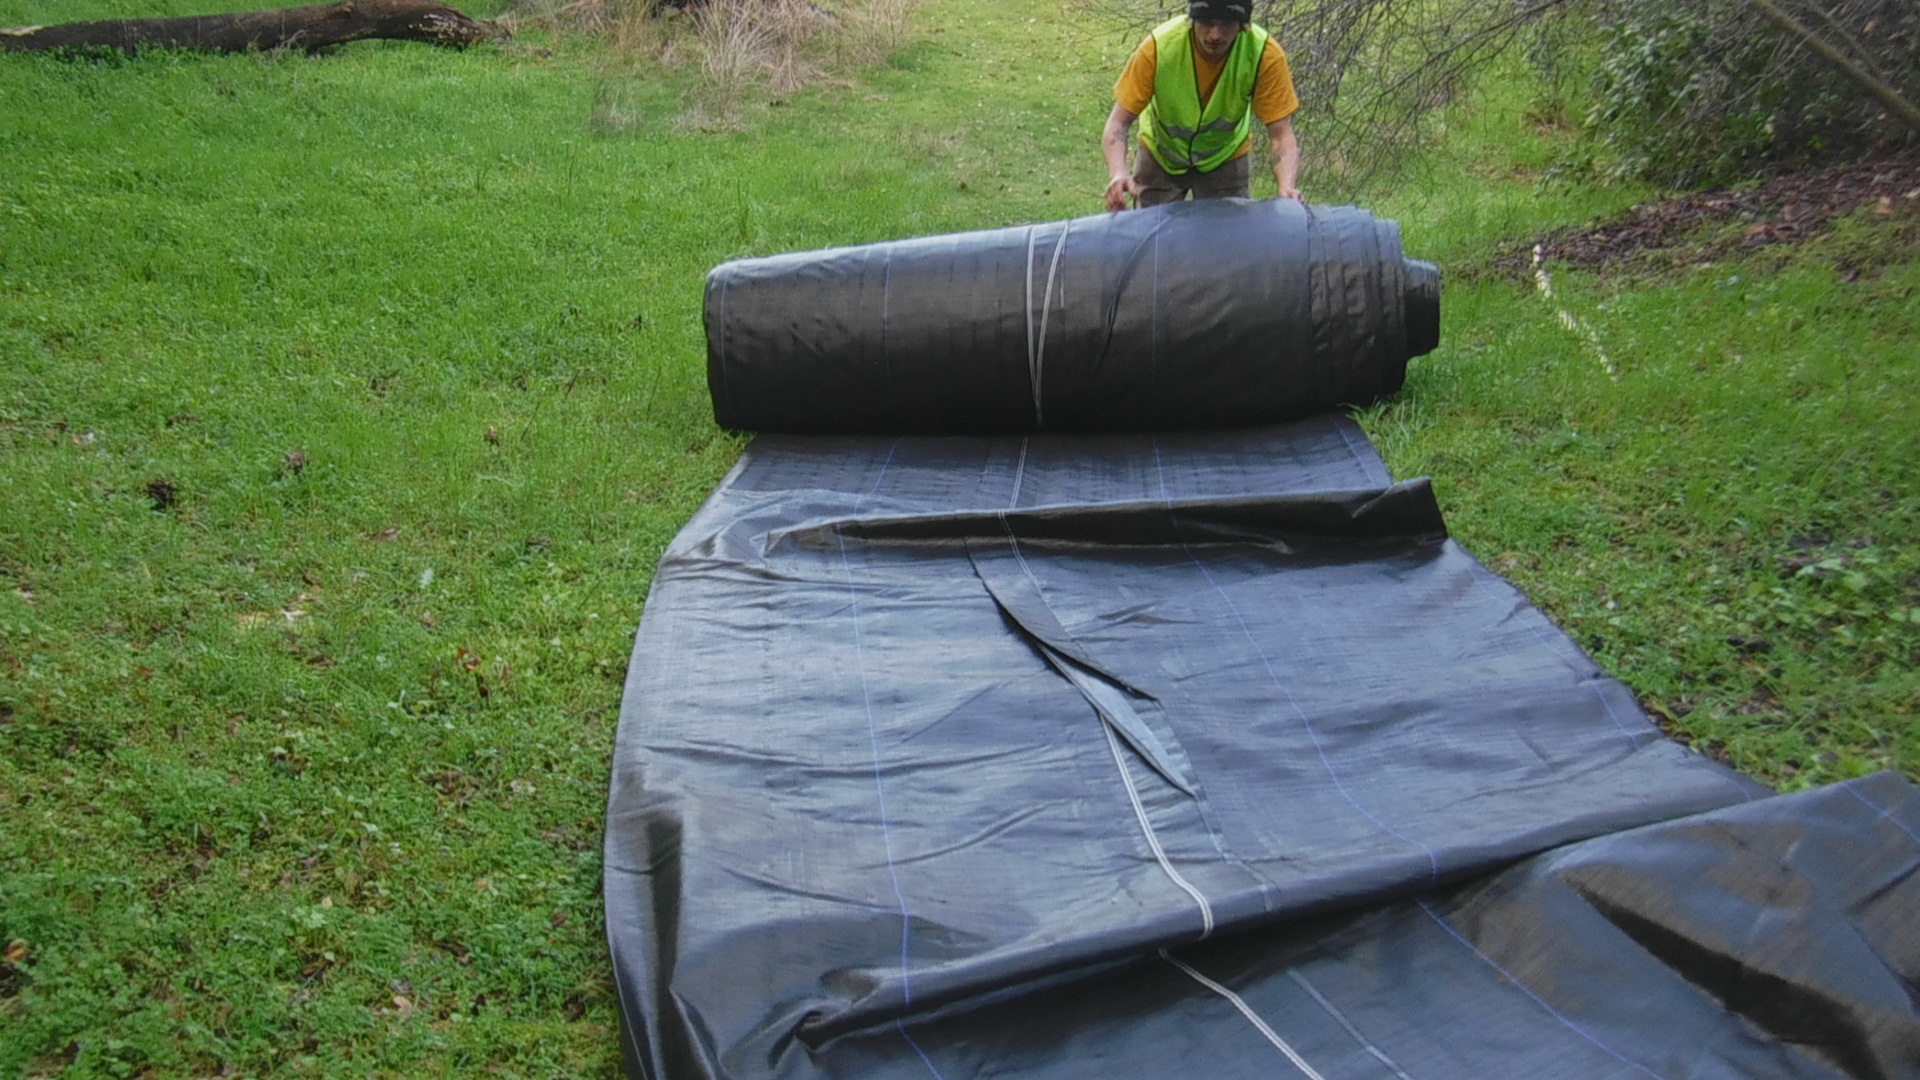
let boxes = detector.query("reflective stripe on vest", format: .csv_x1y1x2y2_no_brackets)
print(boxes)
1139,16,1267,175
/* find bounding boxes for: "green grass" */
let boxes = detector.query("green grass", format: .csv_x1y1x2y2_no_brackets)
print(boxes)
1384,248,1918,784
0,0,1914,1076
1352,81,1919,787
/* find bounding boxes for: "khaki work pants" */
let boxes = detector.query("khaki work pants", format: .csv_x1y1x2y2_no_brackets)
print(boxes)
1132,150,1252,207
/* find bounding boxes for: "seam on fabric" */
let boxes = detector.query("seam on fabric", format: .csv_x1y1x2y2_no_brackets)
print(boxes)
1843,781,1920,849
992,515,1160,717
1102,721,1215,938
1417,900,1665,1080
996,487,1254,887
1163,950,1329,1080
1287,970,1414,1080
1334,415,1393,488
836,441,948,1080
1189,544,1442,883
1051,644,1192,797
1144,436,1284,899
994,507,1214,937
1148,436,1441,884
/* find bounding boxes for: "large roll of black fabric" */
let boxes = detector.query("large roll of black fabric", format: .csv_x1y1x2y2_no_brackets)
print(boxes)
706,200,1442,434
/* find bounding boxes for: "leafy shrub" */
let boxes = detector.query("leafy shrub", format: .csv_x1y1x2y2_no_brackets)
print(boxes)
1585,0,1918,185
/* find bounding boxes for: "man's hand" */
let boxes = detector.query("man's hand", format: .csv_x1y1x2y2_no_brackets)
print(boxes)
1101,103,1142,213
1276,182,1302,200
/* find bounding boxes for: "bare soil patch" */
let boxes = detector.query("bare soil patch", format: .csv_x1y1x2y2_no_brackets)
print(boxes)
1489,153,1920,279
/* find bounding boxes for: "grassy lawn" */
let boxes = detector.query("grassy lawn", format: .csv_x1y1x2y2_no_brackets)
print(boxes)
1352,88,1920,790
1,0,1914,1075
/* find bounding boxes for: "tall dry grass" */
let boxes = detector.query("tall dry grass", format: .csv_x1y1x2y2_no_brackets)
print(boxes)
831,0,919,69
690,0,833,125
509,0,923,131
504,0,654,38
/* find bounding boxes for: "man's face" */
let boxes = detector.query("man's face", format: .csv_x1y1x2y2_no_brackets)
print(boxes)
1192,18,1245,63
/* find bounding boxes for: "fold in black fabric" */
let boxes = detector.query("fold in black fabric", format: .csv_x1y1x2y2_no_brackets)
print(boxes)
601,417,1920,1080
794,772,1920,1080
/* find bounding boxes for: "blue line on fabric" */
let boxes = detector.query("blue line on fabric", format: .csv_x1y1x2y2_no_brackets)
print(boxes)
1333,417,1393,489
836,441,950,1080
1287,970,1414,1080
1151,438,1443,884
1842,780,1920,849
1459,563,1648,750
1416,900,1666,1080
896,1019,946,1079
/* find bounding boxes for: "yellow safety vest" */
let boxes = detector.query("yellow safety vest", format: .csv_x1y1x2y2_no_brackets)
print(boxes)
1139,16,1268,175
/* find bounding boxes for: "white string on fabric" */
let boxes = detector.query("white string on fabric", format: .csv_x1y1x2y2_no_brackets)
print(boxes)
1163,951,1332,1080
1288,970,1415,1080
1025,222,1071,428
1024,228,1038,423
1102,722,1215,938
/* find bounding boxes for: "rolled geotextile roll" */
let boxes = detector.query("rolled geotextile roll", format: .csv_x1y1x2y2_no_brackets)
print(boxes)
704,199,1441,435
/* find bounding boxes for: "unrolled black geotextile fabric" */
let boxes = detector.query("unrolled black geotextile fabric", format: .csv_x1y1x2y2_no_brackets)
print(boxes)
608,204,1920,1080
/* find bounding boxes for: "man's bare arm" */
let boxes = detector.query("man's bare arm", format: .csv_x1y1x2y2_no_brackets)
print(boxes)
1268,115,1301,200
1103,103,1142,212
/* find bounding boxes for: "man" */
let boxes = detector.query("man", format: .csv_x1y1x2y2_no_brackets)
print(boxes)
1102,0,1302,211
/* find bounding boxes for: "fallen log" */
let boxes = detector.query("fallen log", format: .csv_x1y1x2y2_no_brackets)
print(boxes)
0,0,502,54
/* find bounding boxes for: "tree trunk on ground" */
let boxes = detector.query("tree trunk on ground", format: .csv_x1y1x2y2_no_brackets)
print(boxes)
0,0,501,54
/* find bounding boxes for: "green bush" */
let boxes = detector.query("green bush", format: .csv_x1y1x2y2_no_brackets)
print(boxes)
1585,0,1918,185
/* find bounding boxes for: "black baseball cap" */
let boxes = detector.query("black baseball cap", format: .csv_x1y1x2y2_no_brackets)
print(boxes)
1189,0,1252,21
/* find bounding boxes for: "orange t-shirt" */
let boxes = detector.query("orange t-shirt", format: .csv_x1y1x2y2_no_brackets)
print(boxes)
1114,31,1299,162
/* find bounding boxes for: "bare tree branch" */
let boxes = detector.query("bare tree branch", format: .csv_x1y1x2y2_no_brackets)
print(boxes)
1745,0,1920,132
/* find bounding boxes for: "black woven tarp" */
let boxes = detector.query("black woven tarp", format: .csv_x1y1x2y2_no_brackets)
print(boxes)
705,201,1440,434
607,203,1920,1079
